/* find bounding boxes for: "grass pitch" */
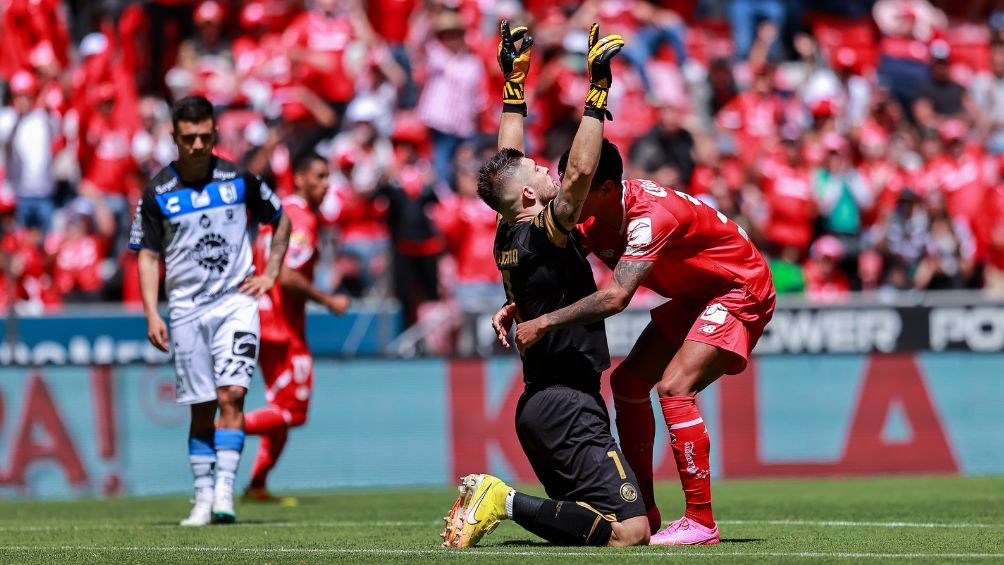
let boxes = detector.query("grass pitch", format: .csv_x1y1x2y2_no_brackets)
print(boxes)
0,476,1002,564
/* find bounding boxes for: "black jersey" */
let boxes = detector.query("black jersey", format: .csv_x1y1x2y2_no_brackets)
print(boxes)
496,201,610,389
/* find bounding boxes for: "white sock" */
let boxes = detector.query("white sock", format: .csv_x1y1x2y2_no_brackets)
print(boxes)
215,449,241,498
504,488,515,519
189,454,215,503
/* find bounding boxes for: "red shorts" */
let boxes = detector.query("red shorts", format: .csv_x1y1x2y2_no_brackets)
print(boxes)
258,339,314,414
650,287,775,374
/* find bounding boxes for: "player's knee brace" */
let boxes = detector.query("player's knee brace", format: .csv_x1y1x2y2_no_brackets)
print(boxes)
610,365,653,404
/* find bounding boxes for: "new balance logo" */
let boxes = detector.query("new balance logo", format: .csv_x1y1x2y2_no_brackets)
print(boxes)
699,324,717,334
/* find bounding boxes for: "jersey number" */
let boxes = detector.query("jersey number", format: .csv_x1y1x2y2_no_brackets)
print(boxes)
640,180,748,241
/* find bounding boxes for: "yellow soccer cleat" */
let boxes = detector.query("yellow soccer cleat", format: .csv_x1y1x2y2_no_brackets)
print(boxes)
440,474,511,548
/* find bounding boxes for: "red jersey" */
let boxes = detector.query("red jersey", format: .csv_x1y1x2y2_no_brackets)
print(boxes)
282,10,356,103
255,194,319,345
436,195,500,284
760,155,815,252
577,180,774,317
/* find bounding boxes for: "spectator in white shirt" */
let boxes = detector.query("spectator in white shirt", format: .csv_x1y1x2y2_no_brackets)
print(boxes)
0,70,58,234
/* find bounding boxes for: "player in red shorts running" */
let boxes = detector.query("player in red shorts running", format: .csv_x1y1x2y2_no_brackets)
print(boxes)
244,151,351,501
505,141,776,545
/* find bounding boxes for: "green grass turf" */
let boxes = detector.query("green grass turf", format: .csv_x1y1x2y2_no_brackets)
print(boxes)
0,476,1002,564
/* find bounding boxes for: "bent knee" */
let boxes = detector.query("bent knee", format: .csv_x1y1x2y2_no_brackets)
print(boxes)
287,410,307,427
608,516,650,547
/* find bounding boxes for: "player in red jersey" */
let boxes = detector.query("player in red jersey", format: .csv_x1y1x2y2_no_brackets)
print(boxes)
505,140,776,545
244,151,351,501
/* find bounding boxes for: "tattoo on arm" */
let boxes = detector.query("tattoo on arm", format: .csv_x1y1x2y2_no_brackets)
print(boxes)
542,260,654,330
552,196,585,230
265,216,291,279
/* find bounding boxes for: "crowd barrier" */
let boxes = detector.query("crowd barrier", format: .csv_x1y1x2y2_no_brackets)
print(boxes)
0,296,1002,498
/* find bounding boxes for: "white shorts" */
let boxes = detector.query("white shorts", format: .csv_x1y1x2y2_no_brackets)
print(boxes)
171,292,260,405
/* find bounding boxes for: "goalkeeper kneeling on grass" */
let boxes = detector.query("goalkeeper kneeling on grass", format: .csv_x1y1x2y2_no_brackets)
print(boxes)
439,21,649,548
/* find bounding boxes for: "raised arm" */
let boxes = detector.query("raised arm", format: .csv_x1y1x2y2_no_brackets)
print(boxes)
496,20,533,152
515,258,654,349
551,24,624,230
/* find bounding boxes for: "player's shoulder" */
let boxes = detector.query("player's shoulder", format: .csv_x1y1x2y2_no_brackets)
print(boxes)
145,166,182,196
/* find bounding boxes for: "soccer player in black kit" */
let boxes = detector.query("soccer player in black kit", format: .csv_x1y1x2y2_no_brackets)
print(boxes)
439,22,650,549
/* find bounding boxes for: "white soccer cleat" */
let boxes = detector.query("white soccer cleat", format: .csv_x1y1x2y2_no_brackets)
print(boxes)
212,489,237,524
180,499,213,527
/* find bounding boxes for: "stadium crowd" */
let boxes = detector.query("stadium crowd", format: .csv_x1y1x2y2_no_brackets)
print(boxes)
3,0,1004,323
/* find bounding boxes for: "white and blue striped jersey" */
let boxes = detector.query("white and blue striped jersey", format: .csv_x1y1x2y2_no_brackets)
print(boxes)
129,157,283,324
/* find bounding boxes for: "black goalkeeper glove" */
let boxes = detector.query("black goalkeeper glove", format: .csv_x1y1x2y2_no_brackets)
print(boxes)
584,23,624,121
498,19,533,116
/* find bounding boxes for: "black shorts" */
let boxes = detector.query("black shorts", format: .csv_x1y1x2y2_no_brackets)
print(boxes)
515,384,646,522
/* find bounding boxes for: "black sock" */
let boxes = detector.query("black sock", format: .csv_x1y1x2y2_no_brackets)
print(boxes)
511,492,612,546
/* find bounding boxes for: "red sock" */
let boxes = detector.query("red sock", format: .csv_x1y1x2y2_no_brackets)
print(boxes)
611,368,659,532
659,395,715,528
245,406,288,435
250,427,288,488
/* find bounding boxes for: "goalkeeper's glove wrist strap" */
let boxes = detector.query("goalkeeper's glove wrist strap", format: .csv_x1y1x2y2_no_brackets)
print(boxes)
584,85,612,121
503,103,528,116
503,80,525,104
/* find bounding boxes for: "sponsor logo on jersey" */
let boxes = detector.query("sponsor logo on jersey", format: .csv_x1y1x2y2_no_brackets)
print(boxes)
154,176,178,194
191,189,212,209
638,179,668,197
700,303,728,325
218,182,238,204
224,208,237,223
619,483,639,502
188,233,238,273
624,217,653,256
232,331,258,358
199,214,211,229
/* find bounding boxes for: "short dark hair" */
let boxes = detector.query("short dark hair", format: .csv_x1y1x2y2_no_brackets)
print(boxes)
171,95,215,128
477,148,524,212
292,151,327,175
558,138,623,189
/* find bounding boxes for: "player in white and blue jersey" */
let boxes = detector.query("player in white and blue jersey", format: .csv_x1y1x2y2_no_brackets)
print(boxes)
129,96,291,526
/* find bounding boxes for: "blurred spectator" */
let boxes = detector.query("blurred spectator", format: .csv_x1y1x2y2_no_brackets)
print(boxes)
0,70,59,234
283,0,376,134
812,133,873,250
913,40,976,130
727,0,787,61
769,245,807,295
436,145,502,313
619,3,689,97
874,0,946,112
629,99,697,186
132,96,177,177
167,1,237,107
914,194,978,289
716,63,781,163
366,0,418,107
970,43,1004,154
378,133,444,326
49,198,108,302
871,188,928,273
416,10,486,188
758,127,816,255
803,235,853,301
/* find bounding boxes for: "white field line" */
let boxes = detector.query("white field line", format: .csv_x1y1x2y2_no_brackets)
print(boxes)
0,518,1001,533
0,546,1003,559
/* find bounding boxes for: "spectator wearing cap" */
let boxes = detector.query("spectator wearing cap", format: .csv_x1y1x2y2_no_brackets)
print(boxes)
415,9,486,189
803,235,853,302
925,119,997,246
0,70,58,234
913,39,976,131
812,132,874,253
330,99,395,193
874,0,946,110
970,43,1004,154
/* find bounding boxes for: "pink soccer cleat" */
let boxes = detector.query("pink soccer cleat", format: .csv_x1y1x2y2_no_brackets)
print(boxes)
650,517,720,546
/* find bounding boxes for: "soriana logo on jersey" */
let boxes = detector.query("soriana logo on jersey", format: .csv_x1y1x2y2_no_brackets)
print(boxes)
624,217,652,256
